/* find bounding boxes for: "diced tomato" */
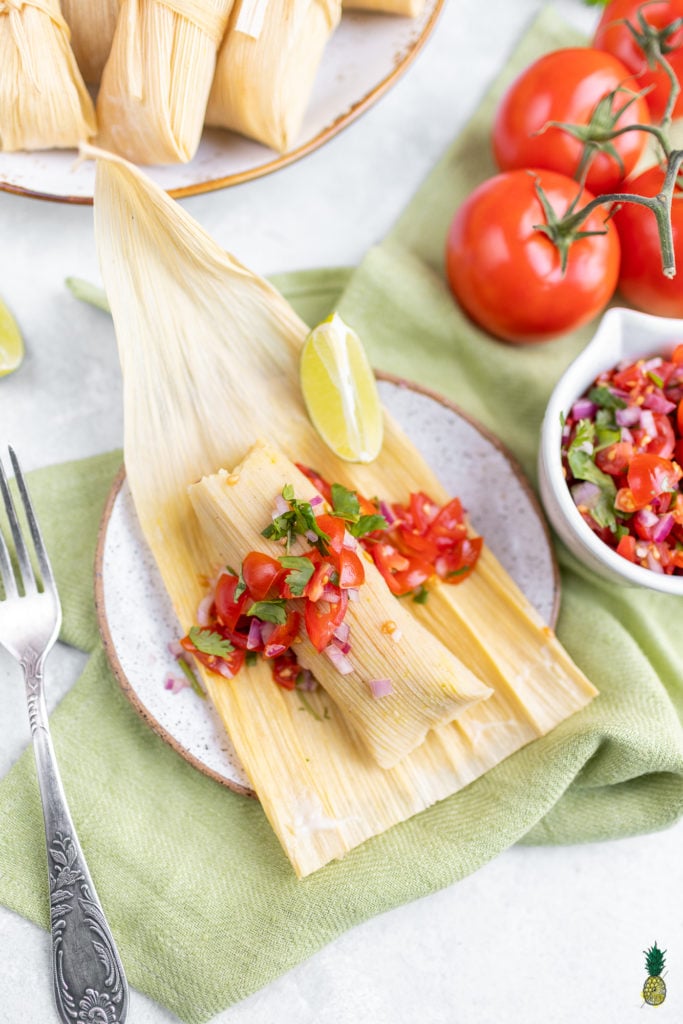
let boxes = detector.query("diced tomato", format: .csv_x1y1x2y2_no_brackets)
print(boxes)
595,441,635,476
304,588,348,652
371,542,432,596
180,637,246,679
628,454,682,508
314,514,346,559
673,345,683,366
241,552,286,601
271,650,299,690
645,413,676,458
263,611,300,659
304,559,337,601
678,398,683,437
295,464,333,504
435,537,484,583
616,535,637,562
337,547,365,589
214,572,248,631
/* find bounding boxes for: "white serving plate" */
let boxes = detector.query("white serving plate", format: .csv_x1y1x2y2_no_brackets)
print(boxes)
0,4,443,204
96,375,560,795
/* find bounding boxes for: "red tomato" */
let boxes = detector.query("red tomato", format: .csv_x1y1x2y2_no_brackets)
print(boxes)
595,441,635,475
314,514,346,559
612,165,683,316
628,453,681,505
616,534,637,561
241,552,285,601
180,637,246,679
493,47,650,194
593,0,683,121
214,572,248,632
337,547,365,589
445,169,620,344
271,650,299,690
262,611,300,659
678,397,683,435
304,559,337,601
371,543,432,596
434,537,484,584
304,589,348,652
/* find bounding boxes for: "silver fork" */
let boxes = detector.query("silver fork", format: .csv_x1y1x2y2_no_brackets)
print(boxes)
0,447,128,1023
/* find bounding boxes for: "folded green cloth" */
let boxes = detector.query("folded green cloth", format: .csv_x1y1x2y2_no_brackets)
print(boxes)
1,9,682,1023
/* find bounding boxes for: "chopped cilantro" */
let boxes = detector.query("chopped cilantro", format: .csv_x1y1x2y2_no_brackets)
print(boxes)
588,385,627,410
329,482,387,538
262,485,330,553
188,627,234,658
647,370,664,388
412,584,429,604
349,513,387,538
246,599,288,625
566,419,617,532
245,651,258,666
279,555,315,596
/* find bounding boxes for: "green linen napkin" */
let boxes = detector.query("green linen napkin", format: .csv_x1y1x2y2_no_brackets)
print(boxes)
1,8,682,1023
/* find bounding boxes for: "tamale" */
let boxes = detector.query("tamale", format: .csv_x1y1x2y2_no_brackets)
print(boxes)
189,443,492,769
89,143,597,877
206,0,342,153
0,0,97,152
342,0,424,13
61,0,120,85
97,0,236,164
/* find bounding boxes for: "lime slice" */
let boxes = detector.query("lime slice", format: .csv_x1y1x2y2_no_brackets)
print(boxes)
300,312,383,463
0,297,24,377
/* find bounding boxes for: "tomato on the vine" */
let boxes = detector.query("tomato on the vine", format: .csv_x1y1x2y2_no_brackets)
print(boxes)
612,165,683,316
444,169,621,344
593,0,683,122
492,47,650,194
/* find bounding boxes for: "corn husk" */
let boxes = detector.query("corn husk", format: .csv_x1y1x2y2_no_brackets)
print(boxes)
190,443,492,769
206,0,341,153
341,0,424,14
61,0,121,85
97,0,235,164
0,0,97,152
90,143,598,878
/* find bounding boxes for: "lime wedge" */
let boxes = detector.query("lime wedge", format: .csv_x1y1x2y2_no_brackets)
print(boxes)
300,312,383,463
0,297,24,377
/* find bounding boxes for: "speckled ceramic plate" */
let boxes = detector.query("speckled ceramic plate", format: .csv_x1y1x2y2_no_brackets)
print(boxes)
0,3,443,204
95,376,560,796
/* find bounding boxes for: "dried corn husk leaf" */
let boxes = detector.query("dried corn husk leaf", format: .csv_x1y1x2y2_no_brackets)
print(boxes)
0,0,97,152
97,0,235,164
206,0,341,153
190,443,492,769
342,0,424,14
61,0,121,85
90,143,597,877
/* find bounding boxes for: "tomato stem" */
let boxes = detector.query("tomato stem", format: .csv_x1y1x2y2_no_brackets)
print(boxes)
624,8,683,129
557,149,683,278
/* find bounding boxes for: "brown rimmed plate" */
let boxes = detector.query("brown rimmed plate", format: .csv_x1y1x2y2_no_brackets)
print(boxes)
95,375,560,796
0,3,444,205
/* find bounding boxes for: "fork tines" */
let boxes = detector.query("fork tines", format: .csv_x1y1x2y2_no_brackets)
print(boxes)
0,446,53,600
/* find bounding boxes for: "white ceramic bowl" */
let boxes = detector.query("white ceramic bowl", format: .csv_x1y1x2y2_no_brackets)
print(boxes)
539,306,683,594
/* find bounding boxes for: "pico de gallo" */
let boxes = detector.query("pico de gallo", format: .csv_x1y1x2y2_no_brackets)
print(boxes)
561,344,683,574
180,475,482,691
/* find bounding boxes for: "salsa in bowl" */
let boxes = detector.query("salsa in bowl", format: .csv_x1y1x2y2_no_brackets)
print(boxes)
539,307,683,594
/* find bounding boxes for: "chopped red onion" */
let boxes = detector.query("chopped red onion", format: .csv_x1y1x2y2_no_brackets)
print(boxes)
333,622,350,644
368,677,393,699
246,617,263,650
620,427,634,445
342,532,357,550
571,398,598,420
643,391,676,414
642,356,663,371
347,588,360,602
167,640,185,658
260,621,276,645
295,669,317,692
320,587,340,604
646,550,665,573
615,405,641,428
215,661,235,679
379,500,395,525
571,481,601,510
332,636,352,655
652,513,675,543
634,509,659,533
323,643,354,675
196,594,213,627
272,495,289,517
164,674,188,694
310,495,323,507
305,529,318,543
640,409,657,438
264,643,287,658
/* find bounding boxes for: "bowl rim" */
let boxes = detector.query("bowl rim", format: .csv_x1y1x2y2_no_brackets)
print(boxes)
541,306,683,595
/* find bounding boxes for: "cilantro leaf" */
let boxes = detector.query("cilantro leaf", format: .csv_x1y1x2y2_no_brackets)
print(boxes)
246,600,288,625
279,555,315,596
588,385,626,410
330,483,360,521
348,513,387,538
176,657,206,699
566,419,618,532
262,486,330,553
188,627,234,658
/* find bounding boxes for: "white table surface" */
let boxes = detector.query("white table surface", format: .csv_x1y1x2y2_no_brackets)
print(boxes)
1,2,682,1022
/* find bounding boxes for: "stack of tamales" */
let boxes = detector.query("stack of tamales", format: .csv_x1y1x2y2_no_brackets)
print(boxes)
89,144,598,877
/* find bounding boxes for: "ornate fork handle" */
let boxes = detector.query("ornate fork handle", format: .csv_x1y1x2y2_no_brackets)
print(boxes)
25,651,128,1024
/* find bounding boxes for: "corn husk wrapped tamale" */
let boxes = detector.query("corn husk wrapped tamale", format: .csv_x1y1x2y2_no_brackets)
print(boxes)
206,0,341,153
342,0,424,14
0,0,96,152
190,443,492,769
61,0,120,85
96,0,235,164
89,143,598,878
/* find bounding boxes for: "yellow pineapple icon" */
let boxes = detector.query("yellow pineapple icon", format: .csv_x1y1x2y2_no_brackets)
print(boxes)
642,942,667,1006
